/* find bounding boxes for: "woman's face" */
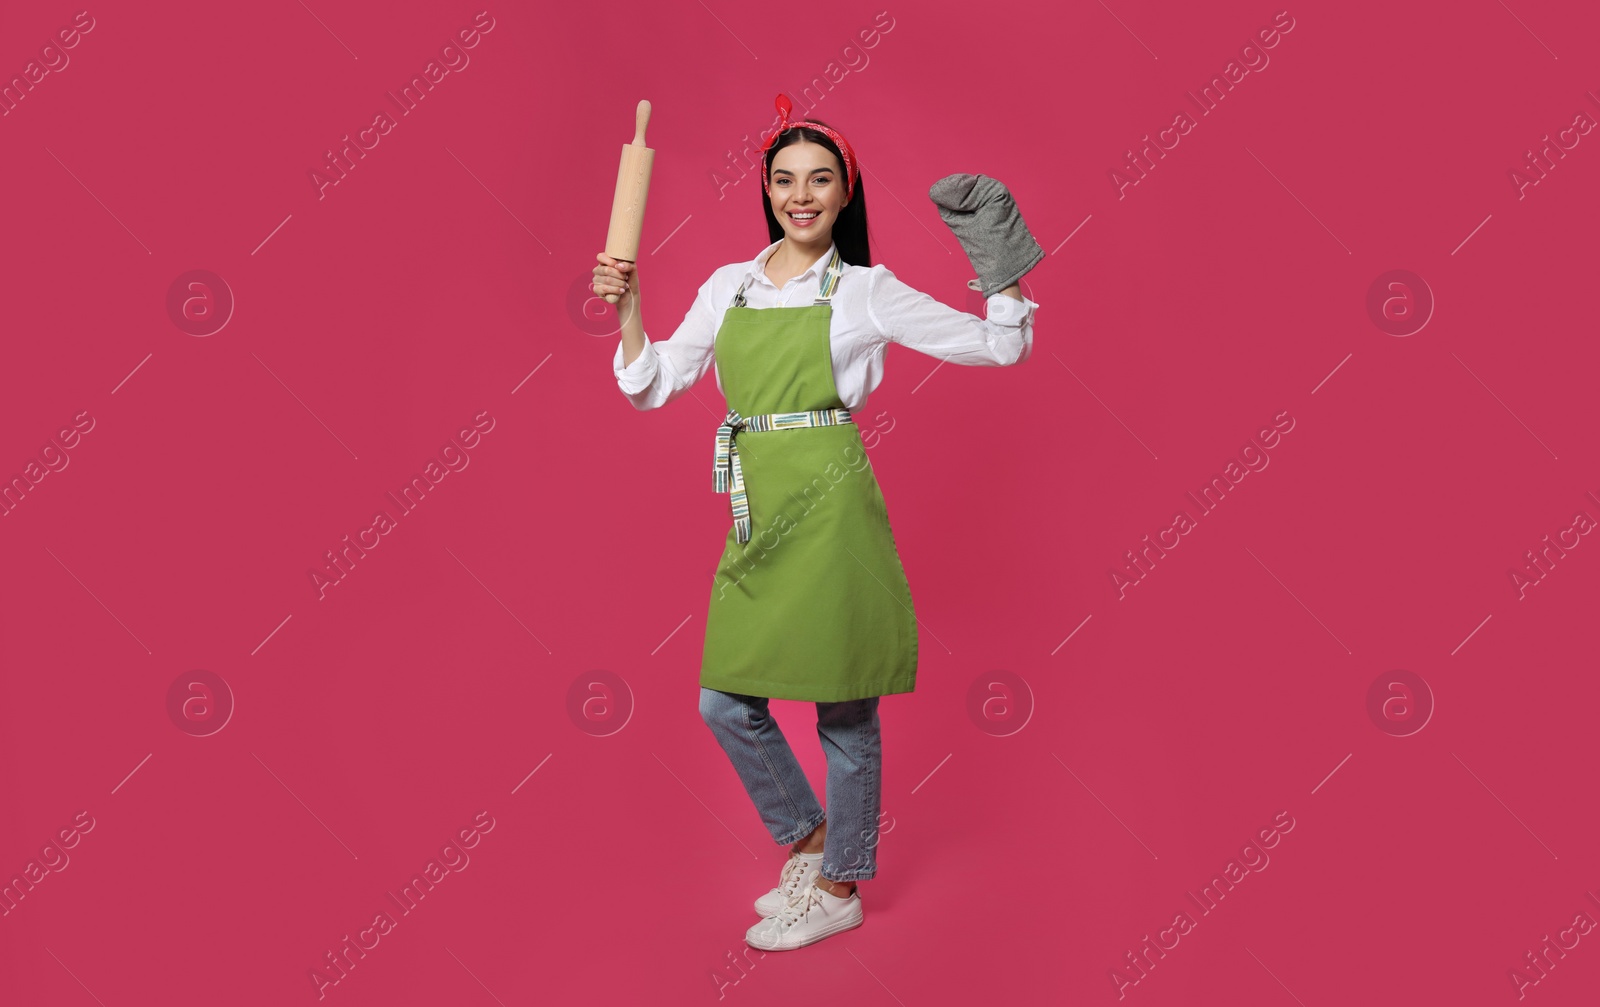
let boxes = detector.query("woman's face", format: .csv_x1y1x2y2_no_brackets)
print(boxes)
769,139,847,244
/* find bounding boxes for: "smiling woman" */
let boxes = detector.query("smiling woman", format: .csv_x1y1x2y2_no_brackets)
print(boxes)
594,89,1044,953
763,142,850,278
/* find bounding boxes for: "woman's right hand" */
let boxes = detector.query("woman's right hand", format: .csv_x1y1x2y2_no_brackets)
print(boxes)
593,253,638,312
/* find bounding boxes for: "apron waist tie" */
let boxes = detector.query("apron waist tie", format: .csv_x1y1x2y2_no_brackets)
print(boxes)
713,407,854,544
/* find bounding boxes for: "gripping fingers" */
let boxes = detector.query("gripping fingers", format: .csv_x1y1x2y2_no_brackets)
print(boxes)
591,275,627,298
591,254,634,301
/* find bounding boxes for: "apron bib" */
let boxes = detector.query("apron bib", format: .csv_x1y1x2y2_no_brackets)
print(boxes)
699,249,918,702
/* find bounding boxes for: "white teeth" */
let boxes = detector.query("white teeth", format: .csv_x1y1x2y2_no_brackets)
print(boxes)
790,212,817,219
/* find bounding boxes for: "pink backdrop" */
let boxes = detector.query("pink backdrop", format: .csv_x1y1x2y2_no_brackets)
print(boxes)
3,1,1599,1004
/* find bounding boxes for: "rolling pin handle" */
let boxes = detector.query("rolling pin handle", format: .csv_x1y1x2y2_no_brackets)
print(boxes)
632,100,651,146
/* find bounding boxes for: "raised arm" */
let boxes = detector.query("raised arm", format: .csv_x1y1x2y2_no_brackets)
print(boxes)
865,264,1039,367
612,271,720,410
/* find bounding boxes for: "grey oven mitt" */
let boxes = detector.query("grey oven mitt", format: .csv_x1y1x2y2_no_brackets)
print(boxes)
928,173,1044,298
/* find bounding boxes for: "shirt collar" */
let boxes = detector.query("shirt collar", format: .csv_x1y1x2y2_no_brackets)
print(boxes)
745,239,839,289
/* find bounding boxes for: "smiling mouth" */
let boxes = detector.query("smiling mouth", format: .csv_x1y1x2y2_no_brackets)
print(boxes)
788,211,819,220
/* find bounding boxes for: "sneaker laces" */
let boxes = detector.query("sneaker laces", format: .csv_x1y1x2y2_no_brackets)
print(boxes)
776,852,812,899
773,883,827,928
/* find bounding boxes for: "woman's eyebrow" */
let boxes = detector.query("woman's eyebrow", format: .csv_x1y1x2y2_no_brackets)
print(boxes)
771,167,835,175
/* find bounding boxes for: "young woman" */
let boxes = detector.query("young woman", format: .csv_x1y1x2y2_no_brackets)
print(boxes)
594,94,1040,951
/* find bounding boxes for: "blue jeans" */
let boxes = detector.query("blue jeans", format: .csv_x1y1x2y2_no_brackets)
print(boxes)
698,687,883,883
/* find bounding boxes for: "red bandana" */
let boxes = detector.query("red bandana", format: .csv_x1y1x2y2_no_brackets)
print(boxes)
758,93,859,200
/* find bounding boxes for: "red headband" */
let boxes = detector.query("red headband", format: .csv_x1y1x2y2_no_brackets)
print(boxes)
759,93,859,201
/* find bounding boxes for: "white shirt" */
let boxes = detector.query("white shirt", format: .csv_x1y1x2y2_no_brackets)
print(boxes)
612,238,1040,412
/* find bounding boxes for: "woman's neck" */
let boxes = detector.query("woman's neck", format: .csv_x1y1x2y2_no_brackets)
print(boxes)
767,237,830,279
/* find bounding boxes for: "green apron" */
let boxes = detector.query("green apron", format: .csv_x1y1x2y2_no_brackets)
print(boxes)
699,248,918,702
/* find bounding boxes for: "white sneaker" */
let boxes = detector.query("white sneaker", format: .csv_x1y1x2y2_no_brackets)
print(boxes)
745,880,864,951
754,850,823,917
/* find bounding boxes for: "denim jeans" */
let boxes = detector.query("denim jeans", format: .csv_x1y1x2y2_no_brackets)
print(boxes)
698,687,883,882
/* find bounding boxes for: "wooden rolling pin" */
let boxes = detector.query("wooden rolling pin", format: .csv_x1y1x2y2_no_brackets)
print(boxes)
602,100,654,304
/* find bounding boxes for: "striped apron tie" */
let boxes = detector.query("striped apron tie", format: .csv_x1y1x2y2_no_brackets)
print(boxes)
713,406,855,544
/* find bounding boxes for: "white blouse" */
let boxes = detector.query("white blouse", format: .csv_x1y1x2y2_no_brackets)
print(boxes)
612,238,1040,412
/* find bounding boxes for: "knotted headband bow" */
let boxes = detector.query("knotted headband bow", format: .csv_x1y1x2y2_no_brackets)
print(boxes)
759,93,859,200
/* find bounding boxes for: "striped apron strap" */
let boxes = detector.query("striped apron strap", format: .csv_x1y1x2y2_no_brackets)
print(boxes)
714,407,855,544
713,408,752,544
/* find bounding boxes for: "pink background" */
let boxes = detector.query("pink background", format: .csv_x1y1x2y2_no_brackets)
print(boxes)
3,1,1599,1004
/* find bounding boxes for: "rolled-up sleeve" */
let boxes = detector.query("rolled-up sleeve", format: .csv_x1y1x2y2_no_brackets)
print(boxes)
612,272,720,410
865,265,1039,367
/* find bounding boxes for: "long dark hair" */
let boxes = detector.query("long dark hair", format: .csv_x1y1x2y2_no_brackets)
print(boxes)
761,119,872,267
